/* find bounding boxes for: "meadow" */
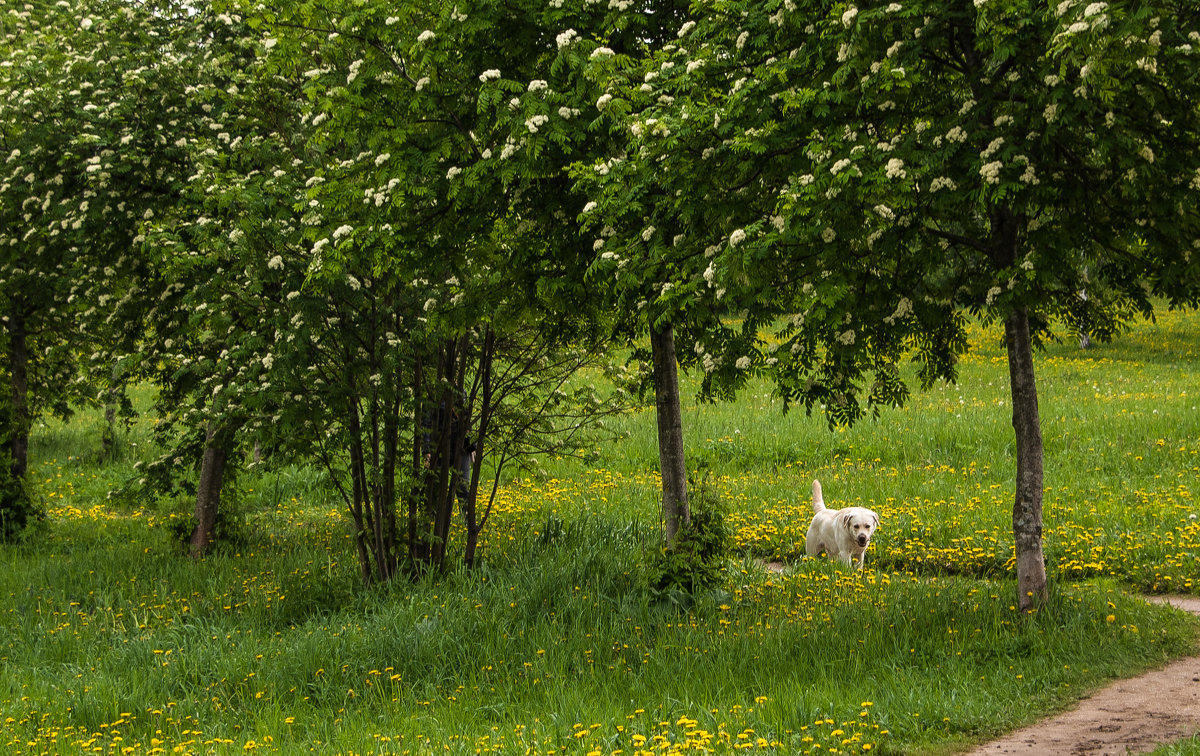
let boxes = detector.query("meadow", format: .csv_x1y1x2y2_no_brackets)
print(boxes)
2,310,1199,755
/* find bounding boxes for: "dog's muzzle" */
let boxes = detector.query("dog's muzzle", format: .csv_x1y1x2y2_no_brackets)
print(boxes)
857,535,869,547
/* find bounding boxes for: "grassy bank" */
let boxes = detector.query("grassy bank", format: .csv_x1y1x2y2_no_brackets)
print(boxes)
2,310,1198,755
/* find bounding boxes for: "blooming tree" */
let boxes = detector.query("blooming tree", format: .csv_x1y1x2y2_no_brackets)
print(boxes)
137,0,633,577
585,0,1200,608
0,0,195,536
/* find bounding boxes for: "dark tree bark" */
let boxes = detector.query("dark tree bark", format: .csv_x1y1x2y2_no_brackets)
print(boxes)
1004,307,1048,611
650,323,690,546
190,423,227,559
463,329,496,567
7,315,29,481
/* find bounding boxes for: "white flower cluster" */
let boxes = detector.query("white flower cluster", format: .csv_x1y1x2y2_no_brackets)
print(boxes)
885,158,906,179
417,29,434,43
929,176,957,192
479,69,501,82
556,29,578,48
729,228,747,246
980,137,1004,159
842,6,858,26
980,160,1003,184
526,114,549,133
884,297,913,324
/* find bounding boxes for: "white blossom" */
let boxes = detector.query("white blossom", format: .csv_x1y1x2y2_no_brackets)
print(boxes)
884,297,913,324
735,356,752,370
885,158,906,179
332,224,353,240
980,160,1003,184
525,114,549,133
479,69,501,82
841,6,858,26
556,29,578,48
980,137,1005,159
417,29,435,42
729,228,747,246
268,255,284,270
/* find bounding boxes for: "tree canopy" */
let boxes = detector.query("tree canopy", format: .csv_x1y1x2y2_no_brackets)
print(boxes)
4,0,1199,606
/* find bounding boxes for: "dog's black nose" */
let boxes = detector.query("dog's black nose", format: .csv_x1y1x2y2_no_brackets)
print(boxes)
858,536,868,546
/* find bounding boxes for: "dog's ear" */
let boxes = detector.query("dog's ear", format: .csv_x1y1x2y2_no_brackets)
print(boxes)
871,512,880,529
838,511,854,530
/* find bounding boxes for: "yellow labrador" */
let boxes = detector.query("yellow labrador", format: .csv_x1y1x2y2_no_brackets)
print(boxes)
804,479,879,569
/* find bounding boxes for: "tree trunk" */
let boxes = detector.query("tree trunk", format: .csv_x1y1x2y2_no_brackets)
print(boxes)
650,323,690,546
1004,307,1048,611
463,328,496,567
7,315,29,481
190,423,227,559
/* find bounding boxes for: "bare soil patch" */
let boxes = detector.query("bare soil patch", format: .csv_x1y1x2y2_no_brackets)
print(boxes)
960,595,1200,756
761,563,1200,754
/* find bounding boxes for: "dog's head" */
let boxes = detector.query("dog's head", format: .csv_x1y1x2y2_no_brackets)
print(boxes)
837,507,880,549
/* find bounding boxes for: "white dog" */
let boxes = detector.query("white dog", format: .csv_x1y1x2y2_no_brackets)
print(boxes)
804,479,879,569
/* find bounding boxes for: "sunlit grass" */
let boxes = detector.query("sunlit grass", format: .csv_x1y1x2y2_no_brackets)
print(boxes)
2,310,1199,754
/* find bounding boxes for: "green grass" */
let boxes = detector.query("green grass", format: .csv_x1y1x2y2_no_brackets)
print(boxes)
2,309,1199,755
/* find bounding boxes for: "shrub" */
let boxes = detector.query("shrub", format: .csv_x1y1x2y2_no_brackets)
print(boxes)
646,477,730,599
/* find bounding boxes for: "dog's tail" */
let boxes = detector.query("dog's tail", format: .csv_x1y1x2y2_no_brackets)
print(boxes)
811,479,825,513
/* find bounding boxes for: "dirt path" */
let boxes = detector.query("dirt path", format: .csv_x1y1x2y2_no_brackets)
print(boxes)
960,595,1200,756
